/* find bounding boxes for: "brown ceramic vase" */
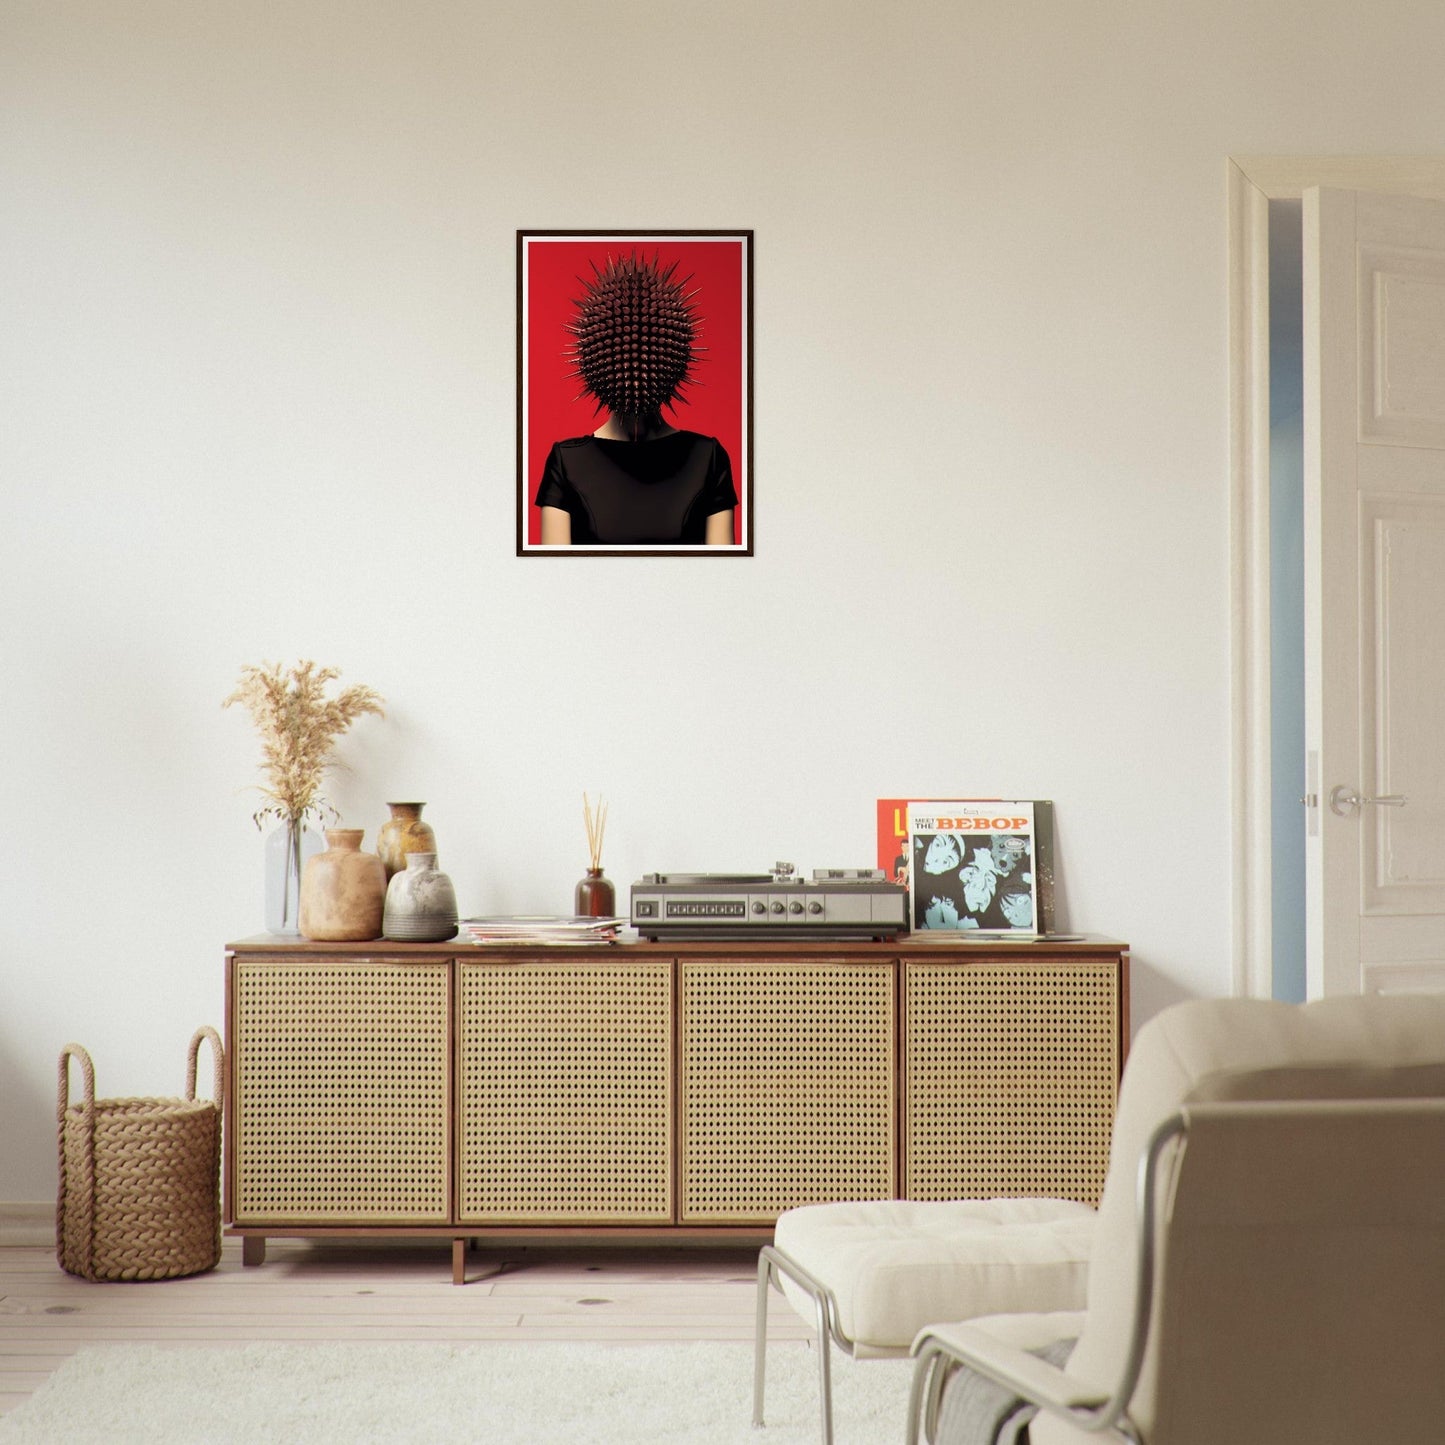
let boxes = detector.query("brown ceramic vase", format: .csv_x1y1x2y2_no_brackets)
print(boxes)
376,802,438,880
299,829,386,941
574,867,616,917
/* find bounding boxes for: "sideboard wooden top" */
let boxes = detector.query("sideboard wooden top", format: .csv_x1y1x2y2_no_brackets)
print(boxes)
227,933,1127,958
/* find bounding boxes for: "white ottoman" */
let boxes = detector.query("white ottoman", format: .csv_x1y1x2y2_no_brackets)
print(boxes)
753,1198,1096,1444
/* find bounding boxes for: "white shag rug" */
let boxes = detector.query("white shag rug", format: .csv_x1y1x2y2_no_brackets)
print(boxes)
0,1340,915,1444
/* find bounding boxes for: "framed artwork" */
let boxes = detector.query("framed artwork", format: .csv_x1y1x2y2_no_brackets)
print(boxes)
517,229,753,557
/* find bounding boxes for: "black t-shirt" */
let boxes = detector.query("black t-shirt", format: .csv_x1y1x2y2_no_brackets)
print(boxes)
534,431,738,545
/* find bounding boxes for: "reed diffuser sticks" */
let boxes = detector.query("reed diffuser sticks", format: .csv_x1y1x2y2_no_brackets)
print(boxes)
583,792,607,871
576,793,615,917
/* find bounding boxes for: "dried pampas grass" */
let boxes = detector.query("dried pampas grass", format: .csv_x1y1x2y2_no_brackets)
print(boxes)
223,660,384,827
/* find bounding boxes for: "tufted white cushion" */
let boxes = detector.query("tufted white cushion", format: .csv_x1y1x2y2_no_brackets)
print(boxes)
772,1196,1097,1356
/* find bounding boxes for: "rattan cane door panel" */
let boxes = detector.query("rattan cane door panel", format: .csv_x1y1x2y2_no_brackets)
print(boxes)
904,959,1118,1205
457,959,673,1223
679,959,895,1223
233,959,450,1223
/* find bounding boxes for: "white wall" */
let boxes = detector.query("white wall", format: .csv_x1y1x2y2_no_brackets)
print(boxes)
4,0,1445,1201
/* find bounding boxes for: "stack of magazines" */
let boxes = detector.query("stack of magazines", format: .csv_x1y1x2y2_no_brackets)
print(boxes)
457,915,628,945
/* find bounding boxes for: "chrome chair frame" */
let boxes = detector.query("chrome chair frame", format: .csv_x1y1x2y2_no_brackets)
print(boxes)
908,1097,1445,1445
753,1242,883,1445
906,1112,1184,1445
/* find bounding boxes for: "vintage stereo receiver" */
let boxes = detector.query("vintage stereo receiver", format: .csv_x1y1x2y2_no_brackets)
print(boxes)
630,863,907,941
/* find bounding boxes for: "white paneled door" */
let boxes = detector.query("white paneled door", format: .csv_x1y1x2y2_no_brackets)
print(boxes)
1305,187,1445,996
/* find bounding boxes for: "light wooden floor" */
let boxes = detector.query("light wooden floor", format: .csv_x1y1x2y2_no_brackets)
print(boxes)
0,1238,810,1415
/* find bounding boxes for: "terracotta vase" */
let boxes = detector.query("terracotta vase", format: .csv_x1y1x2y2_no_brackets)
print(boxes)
299,829,386,941
383,853,459,942
574,867,616,918
376,802,438,880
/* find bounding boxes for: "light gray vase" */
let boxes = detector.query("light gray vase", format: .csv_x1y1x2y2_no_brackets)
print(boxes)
382,852,459,942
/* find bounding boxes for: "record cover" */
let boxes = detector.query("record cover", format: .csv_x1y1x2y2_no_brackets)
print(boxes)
876,797,929,886
900,799,1055,934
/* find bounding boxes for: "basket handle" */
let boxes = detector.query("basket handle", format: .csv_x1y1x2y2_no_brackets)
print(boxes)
57,1042,96,1123
56,1043,98,1276
186,1025,224,1108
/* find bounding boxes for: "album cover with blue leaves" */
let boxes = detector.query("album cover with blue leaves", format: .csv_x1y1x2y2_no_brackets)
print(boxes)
902,800,1055,935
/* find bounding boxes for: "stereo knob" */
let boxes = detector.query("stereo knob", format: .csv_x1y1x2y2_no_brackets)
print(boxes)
770,901,785,915
752,901,766,914
789,901,804,914
808,901,824,915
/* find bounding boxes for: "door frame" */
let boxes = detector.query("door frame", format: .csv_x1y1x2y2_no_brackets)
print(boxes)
1228,156,1445,999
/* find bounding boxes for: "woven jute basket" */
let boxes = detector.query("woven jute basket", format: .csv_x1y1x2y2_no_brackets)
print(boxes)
57,1026,224,1282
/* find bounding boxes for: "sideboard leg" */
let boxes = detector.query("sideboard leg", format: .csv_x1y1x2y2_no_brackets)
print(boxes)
241,1235,266,1268
452,1237,466,1285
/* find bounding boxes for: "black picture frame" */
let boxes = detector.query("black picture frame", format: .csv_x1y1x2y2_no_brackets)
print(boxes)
517,229,753,557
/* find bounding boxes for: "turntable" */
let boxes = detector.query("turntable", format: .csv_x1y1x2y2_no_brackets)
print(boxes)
630,863,907,941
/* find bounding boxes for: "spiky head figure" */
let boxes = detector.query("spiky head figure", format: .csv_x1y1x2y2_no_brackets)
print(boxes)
565,252,702,421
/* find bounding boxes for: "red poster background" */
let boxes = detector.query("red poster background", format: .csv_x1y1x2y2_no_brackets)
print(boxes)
519,234,749,549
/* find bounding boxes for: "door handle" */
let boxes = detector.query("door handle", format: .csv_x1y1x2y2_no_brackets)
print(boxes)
1329,785,1408,816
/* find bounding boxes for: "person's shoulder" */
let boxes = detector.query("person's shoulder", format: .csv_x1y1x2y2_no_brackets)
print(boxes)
684,432,731,466
670,429,721,449
554,435,594,450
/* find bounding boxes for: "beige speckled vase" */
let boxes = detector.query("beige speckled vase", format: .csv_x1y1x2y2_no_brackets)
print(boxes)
376,802,438,880
299,829,386,941
383,853,459,942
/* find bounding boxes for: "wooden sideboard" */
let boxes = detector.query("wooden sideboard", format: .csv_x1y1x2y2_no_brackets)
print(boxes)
224,935,1128,1282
